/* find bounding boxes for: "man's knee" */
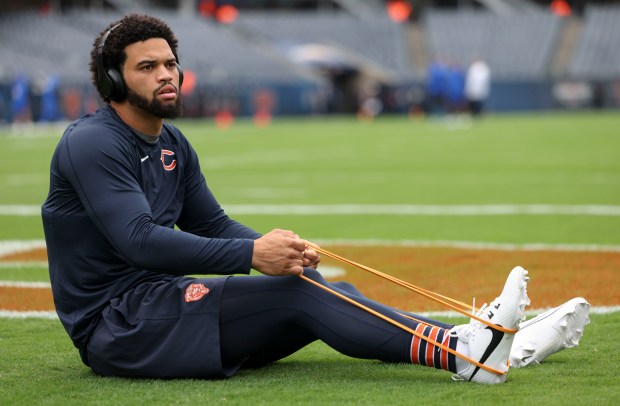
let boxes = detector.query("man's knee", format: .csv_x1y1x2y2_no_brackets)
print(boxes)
330,281,364,297
301,270,365,297
301,267,323,281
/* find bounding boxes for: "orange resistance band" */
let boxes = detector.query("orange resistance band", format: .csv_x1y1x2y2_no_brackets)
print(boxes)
299,243,517,376
306,243,516,335
298,273,507,376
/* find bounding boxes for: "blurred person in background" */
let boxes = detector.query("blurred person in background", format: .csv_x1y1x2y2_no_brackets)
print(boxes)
465,57,491,118
446,60,466,115
424,57,448,116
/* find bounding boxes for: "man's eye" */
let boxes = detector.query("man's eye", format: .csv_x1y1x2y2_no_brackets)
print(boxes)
142,65,153,71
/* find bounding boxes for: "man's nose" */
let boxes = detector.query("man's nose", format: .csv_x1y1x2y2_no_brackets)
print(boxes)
156,65,174,82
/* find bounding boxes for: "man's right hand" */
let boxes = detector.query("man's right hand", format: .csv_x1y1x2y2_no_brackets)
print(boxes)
251,229,306,276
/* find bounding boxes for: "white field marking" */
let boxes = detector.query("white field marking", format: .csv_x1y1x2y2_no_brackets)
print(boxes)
313,239,620,252
2,239,620,257
418,306,620,318
0,205,41,216
317,265,347,279
0,261,48,268
5,204,620,216
0,281,50,288
224,204,620,216
0,240,46,256
2,267,345,287
1,306,618,320
0,310,58,319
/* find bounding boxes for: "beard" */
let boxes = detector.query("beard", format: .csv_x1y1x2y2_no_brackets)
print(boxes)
126,83,183,119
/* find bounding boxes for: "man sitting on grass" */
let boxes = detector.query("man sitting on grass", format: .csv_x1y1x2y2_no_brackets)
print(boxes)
41,14,589,384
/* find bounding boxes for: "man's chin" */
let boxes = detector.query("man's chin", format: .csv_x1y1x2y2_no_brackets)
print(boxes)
126,89,183,119
154,102,183,120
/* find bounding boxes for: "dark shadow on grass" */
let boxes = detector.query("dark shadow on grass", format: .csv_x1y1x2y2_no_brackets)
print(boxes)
232,358,449,385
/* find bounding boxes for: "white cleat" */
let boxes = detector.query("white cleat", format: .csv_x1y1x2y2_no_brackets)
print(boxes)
510,297,590,368
451,266,530,384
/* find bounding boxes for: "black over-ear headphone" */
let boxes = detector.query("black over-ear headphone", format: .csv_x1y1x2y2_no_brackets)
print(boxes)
96,24,184,102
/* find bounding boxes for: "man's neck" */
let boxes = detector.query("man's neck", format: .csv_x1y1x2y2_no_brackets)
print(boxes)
110,102,164,136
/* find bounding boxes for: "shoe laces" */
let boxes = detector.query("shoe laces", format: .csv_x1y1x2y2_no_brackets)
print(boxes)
451,302,490,343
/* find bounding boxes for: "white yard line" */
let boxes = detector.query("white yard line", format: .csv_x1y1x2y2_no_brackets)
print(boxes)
0,261,48,268
0,240,46,256
1,306,618,320
0,310,58,319
0,205,42,216
314,239,620,252
202,204,620,216
2,239,620,256
418,306,620,318
4,204,620,216
0,281,50,288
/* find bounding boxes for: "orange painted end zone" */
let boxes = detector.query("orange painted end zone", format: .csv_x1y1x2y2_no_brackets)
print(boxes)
322,246,619,311
1,246,618,312
0,287,54,311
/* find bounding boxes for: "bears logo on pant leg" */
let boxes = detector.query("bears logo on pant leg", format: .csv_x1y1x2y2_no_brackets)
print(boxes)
184,283,210,303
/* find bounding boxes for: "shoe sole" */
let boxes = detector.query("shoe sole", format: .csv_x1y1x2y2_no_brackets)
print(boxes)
510,297,590,368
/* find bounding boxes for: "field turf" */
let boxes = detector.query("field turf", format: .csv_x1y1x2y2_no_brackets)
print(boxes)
1,111,619,404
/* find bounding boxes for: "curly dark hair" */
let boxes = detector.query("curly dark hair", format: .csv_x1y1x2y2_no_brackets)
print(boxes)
89,14,179,103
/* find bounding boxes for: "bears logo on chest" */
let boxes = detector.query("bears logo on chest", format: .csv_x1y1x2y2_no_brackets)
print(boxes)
161,149,177,171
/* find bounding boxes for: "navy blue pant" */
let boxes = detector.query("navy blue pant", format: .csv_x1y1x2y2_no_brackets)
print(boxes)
86,269,454,378
220,268,454,370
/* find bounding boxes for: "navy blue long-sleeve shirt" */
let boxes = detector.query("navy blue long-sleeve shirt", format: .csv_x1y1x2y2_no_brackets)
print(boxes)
41,105,261,351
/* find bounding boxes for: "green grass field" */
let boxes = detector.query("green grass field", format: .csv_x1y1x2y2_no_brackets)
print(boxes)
2,112,619,242
1,112,619,404
1,313,618,405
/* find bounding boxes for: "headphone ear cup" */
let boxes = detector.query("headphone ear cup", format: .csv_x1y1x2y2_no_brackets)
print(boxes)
97,70,115,101
177,63,184,89
106,68,126,102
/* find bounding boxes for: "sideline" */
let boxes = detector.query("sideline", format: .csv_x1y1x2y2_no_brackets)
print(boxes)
4,204,620,217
